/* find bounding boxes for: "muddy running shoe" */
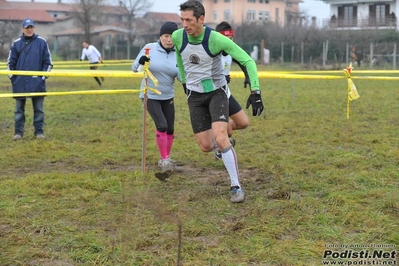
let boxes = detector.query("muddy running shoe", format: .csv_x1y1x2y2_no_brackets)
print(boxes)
158,158,176,166
230,187,245,203
159,158,175,172
214,150,222,160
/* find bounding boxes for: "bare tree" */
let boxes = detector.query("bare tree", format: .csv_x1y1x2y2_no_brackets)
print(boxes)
118,0,153,58
0,21,20,59
73,0,106,43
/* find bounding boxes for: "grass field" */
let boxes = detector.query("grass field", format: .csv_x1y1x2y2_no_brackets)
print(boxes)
0,64,398,265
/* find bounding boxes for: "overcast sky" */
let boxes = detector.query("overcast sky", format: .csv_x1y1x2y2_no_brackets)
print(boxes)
150,0,330,27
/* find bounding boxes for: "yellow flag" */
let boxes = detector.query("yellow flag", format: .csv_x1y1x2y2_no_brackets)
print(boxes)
343,62,359,101
147,69,159,87
348,79,359,101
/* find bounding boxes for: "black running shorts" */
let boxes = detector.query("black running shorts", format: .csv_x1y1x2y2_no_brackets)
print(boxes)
187,89,229,134
228,94,242,116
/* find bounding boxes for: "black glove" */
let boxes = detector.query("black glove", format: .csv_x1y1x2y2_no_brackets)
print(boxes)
138,55,150,65
246,91,264,116
101,61,103,64
244,78,251,88
225,75,231,84
79,59,82,61
182,83,187,95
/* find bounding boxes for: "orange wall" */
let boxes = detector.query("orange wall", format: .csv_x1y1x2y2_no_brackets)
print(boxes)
202,0,300,26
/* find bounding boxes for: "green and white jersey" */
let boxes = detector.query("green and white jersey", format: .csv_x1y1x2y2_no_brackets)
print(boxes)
174,27,224,93
172,26,260,93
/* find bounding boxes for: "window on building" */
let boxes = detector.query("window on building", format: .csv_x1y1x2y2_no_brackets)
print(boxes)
344,6,354,23
213,10,218,21
248,0,255,3
224,10,231,20
104,34,111,49
369,4,390,25
376,4,386,23
247,10,256,21
264,11,270,21
224,0,230,2
258,10,270,21
214,0,217,3
117,34,126,44
259,0,263,3
338,5,357,26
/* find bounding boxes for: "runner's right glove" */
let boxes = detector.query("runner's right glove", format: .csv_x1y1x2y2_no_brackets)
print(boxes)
246,91,264,116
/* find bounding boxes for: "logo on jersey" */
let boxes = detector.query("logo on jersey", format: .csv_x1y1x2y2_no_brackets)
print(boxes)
189,54,200,64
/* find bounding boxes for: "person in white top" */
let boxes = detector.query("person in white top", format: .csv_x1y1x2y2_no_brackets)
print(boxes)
80,41,104,86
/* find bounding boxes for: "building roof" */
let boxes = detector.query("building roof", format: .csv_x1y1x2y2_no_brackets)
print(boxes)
321,0,391,3
1,0,127,14
0,8,55,23
0,0,11,8
2,0,76,11
50,24,131,37
144,12,181,24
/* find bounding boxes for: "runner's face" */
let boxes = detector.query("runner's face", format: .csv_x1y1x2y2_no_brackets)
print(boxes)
160,34,174,49
180,10,204,37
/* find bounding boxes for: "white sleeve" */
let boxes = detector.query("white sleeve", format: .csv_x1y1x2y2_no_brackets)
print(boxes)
80,49,86,60
92,45,101,58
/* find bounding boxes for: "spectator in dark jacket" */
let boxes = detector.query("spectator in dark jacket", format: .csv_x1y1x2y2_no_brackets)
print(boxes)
7,18,52,141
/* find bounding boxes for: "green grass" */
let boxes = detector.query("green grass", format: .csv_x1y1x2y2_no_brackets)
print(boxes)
0,64,398,265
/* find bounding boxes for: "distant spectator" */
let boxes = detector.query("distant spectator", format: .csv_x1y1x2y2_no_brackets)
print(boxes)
7,18,52,141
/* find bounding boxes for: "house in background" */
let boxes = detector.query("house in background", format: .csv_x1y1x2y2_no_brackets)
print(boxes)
0,0,181,59
0,8,56,40
50,12,181,59
140,12,181,44
0,0,77,40
321,0,397,30
201,0,302,28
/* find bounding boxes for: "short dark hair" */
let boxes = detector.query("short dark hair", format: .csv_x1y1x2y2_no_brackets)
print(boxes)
215,21,232,32
180,0,205,19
